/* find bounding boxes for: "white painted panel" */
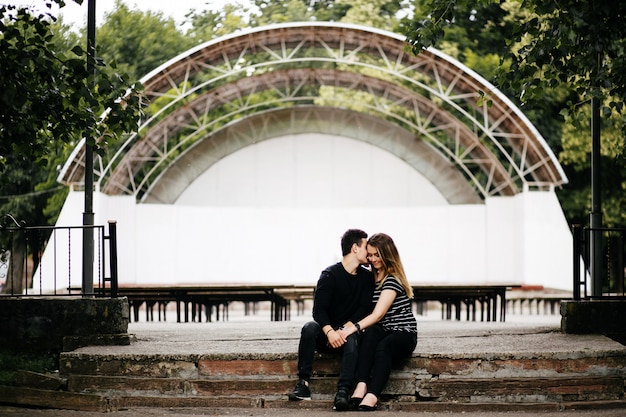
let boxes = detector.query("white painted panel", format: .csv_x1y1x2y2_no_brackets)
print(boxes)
176,134,448,207
43,191,573,290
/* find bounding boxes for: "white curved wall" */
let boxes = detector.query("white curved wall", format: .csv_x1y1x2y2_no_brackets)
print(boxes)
176,134,448,207
44,134,573,291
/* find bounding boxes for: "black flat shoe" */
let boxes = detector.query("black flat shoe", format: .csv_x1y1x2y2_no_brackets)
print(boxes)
358,404,377,411
349,397,363,406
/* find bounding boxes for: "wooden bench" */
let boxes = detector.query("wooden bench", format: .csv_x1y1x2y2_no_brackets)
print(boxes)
118,283,519,323
412,284,519,322
506,286,572,315
118,284,314,322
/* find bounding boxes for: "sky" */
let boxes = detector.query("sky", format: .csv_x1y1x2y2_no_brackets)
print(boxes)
10,1,247,29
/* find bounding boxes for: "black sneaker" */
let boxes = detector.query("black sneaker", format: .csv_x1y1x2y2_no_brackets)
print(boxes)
333,388,350,411
288,379,311,401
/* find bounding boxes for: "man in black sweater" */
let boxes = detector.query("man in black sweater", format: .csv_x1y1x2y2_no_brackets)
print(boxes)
288,228,374,411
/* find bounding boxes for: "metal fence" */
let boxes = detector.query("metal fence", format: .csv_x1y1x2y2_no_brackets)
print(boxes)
0,214,118,298
572,224,626,300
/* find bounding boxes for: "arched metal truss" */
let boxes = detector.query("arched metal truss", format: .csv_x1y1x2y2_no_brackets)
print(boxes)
59,22,567,204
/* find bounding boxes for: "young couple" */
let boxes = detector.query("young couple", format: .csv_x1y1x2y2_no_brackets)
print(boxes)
288,228,418,411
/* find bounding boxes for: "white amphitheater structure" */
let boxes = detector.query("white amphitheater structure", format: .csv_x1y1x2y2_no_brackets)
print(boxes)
50,22,572,291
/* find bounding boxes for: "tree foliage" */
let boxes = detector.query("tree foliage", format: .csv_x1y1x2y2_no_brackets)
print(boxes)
249,0,314,25
0,1,144,292
0,0,143,220
0,1,143,170
338,0,404,28
96,0,193,81
185,4,250,44
405,0,626,227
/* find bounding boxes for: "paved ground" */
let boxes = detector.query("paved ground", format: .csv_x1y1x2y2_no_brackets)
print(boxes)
67,308,624,361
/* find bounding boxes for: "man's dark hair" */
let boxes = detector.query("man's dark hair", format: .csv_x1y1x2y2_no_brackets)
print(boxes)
340,229,368,256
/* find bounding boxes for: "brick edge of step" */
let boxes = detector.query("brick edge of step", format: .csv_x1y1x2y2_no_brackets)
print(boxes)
2,385,626,413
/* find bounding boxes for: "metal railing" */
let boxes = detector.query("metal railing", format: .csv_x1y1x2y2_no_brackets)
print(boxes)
572,224,626,300
0,214,118,298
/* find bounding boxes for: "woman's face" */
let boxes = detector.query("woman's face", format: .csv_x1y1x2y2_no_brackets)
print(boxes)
367,244,383,271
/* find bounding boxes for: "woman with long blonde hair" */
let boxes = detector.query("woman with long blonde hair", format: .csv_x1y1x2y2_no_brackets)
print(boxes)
337,233,418,411
368,233,413,299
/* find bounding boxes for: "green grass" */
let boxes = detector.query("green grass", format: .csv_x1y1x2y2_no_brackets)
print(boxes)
0,349,58,385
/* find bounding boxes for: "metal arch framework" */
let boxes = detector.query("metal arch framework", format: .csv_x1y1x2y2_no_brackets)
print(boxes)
144,106,483,204
58,22,567,204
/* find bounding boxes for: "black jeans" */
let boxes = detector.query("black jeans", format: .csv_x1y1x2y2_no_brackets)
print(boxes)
296,320,360,391
356,324,417,397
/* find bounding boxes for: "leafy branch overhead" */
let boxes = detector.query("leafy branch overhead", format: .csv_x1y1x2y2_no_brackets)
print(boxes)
406,0,626,118
0,1,144,171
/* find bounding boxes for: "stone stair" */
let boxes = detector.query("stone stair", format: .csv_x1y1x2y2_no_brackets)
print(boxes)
2,318,626,412
3,347,624,412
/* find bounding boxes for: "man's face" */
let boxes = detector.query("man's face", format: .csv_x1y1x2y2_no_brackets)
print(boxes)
355,238,369,264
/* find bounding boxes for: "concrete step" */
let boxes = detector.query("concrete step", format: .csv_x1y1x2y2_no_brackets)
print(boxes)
6,319,626,411
60,350,626,380
63,373,624,403
3,384,626,413
416,375,625,403
56,351,626,406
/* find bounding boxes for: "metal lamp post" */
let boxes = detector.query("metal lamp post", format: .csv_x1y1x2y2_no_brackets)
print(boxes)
82,0,96,297
589,51,603,298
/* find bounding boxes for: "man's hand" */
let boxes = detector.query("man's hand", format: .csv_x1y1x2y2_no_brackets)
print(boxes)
327,328,347,348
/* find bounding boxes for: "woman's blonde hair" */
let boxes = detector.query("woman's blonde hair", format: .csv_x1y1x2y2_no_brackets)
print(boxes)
368,233,414,299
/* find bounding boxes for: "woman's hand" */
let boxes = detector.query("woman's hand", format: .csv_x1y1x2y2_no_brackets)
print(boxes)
335,327,352,341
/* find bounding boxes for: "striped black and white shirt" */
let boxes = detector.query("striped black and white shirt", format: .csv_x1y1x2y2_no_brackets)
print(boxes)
373,276,417,333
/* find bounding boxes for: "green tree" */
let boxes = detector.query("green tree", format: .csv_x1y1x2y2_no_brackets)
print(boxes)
338,0,404,28
0,1,142,168
405,0,626,227
247,0,405,26
0,1,143,293
307,0,351,22
96,0,193,81
185,3,251,44
249,0,314,25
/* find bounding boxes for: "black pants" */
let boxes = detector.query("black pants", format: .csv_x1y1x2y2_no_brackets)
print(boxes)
356,324,417,397
296,320,360,391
